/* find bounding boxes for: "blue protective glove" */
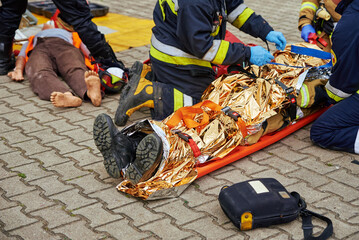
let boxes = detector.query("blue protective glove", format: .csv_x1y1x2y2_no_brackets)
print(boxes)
266,31,287,50
249,46,274,66
301,24,316,42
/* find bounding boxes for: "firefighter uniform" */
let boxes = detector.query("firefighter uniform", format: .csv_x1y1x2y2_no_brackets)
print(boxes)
310,0,359,153
114,0,286,126
150,0,275,119
299,0,341,51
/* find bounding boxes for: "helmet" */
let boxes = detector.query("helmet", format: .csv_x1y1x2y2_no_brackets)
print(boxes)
98,67,128,93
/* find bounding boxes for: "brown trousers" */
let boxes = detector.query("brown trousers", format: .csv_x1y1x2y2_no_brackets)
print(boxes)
25,37,88,100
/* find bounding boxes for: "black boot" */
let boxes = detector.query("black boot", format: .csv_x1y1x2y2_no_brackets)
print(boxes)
93,113,146,178
0,35,15,75
124,133,163,185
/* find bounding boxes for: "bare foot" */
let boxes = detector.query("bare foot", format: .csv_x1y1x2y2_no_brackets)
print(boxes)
50,92,82,108
85,70,102,107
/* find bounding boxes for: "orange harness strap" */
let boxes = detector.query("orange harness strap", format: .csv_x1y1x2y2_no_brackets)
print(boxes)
24,36,35,63
71,32,95,70
166,100,222,130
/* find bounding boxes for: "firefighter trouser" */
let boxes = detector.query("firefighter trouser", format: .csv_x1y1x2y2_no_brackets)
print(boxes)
0,0,27,37
152,81,200,120
310,92,359,154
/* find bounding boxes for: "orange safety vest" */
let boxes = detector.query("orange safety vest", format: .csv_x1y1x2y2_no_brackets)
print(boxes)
24,32,95,70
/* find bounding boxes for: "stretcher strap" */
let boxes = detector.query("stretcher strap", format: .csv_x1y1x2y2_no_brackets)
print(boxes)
221,106,248,138
291,45,332,59
270,45,332,69
171,130,201,157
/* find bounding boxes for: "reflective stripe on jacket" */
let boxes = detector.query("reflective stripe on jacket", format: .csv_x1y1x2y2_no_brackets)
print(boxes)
152,0,272,67
298,0,341,30
150,0,273,99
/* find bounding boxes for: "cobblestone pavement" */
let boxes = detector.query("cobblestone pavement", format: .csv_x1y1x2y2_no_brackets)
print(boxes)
1,0,359,239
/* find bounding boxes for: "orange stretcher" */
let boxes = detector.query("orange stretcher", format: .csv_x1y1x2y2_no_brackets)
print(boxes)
196,107,329,178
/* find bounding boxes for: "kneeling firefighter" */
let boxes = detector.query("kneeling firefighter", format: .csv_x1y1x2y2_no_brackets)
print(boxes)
298,0,342,52
115,0,287,126
310,0,359,153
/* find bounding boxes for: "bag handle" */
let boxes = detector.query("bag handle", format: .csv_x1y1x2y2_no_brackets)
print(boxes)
291,192,333,240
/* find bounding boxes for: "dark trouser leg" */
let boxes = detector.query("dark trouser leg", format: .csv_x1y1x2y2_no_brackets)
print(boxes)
0,34,14,75
52,0,120,66
152,81,199,121
25,38,71,100
310,93,359,153
49,38,88,99
0,0,28,35
0,0,27,75
114,61,199,126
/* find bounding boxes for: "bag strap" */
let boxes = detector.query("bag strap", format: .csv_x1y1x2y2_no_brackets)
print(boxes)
291,192,333,240
301,209,333,240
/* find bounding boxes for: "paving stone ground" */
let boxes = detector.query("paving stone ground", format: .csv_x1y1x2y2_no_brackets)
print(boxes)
1,0,359,239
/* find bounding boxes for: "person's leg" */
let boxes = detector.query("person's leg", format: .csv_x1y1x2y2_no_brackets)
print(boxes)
49,38,102,106
26,38,82,107
0,0,28,75
50,38,87,95
310,93,359,153
51,0,120,66
25,38,71,100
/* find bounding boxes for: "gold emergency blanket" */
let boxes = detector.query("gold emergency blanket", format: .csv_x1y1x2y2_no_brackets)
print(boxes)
117,43,330,200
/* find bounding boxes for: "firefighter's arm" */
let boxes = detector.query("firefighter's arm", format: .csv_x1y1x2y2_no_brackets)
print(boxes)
226,1,273,41
298,0,319,30
7,56,25,82
177,3,251,66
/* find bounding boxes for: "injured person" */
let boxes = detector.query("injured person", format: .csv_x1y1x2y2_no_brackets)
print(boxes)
93,43,332,200
7,23,103,108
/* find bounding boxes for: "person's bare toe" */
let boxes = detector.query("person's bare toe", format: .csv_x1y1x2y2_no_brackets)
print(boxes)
85,70,102,107
50,91,82,108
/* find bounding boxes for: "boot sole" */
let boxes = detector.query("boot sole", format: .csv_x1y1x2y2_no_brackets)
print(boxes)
93,114,121,178
115,61,143,126
124,133,163,184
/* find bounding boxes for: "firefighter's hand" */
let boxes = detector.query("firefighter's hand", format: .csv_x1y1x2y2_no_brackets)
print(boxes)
250,46,274,66
323,18,334,35
7,69,24,82
301,24,316,42
266,31,286,50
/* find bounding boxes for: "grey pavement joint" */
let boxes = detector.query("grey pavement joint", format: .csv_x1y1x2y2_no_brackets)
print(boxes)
1,0,358,239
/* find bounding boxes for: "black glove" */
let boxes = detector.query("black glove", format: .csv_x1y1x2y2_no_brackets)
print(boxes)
322,17,334,35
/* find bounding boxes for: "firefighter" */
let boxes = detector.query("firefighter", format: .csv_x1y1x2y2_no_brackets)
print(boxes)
298,0,341,52
0,0,120,76
310,0,359,153
115,0,287,126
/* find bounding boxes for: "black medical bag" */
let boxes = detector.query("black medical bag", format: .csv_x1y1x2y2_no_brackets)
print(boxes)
218,178,333,240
